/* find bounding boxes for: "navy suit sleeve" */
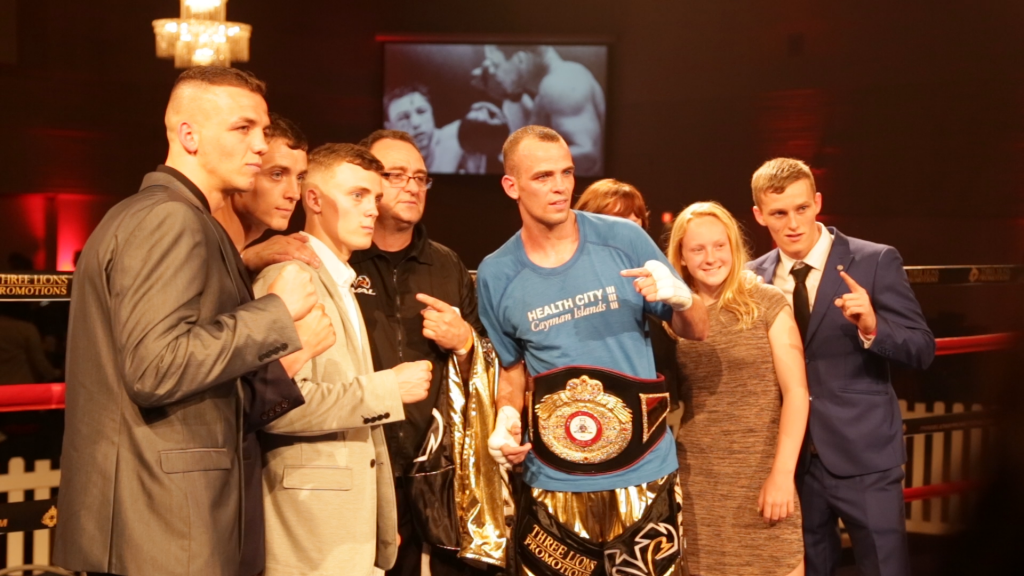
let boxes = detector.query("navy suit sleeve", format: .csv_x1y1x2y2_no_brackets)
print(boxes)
241,360,305,435
868,247,935,370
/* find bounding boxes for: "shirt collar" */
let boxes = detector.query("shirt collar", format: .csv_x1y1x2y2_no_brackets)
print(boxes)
779,222,833,273
349,221,434,265
302,232,356,289
156,165,210,213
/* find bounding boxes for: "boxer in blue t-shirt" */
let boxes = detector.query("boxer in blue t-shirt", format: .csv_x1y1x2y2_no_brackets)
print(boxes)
478,126,708,576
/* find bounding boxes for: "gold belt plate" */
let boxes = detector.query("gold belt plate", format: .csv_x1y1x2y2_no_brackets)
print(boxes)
534,375,633,464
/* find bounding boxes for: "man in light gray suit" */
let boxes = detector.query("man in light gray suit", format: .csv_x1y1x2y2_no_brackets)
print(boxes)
53,67,335,576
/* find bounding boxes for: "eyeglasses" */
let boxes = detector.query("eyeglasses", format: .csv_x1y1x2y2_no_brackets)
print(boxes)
381,171,433,190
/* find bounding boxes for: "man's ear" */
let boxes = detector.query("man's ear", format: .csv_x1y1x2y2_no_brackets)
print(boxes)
752,205,766,227
501,175,519,201
814,192,822,213
305,187,322,215
178,122,199,155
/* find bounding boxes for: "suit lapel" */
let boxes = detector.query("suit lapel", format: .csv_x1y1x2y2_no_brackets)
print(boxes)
315,266,364,370
805,228,853,344
758,250,781,285
158,175,252,305
206,213,252,304
352,300,373,373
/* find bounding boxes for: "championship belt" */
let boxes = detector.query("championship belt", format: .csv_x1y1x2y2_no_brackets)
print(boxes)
528,366,671,475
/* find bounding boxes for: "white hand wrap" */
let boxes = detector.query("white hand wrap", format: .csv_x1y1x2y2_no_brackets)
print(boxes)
643,260,693,311
487,406,521,470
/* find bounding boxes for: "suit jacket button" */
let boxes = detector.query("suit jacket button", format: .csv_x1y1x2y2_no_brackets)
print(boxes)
363,417,371,424
383,412,390,419
280,343,288,351
370,459,376,468
282,400,289,408
261,413,269,420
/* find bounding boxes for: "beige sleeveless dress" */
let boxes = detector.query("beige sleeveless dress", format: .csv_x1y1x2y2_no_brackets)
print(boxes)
674,283,804,576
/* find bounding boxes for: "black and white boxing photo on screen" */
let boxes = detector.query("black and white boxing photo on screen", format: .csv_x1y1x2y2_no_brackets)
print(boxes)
383,43,607,176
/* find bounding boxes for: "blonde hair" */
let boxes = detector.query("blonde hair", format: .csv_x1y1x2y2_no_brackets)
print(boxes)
751,157,815,207
667,201,761,329
575,179,650,229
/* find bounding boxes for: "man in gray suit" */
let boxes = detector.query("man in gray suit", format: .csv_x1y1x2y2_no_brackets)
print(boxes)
53,67,334,576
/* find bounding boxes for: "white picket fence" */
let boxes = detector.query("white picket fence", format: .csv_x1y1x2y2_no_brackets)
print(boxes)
0,458,61,574
0,402,990,570
900,400,986,535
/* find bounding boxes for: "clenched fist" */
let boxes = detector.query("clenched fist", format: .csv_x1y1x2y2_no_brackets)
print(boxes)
267,263,317,321
280,303,335,377
488,406,531,470
393,360,432,404
295,303,335,359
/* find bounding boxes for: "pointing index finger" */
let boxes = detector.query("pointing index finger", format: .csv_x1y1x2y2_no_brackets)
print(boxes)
620,268,652,278
839,271,866,294
415,293,453,312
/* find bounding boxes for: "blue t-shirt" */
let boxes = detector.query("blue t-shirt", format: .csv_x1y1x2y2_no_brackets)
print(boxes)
477,211,682,492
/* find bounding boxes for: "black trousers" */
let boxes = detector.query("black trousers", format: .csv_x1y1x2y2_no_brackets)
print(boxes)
388,477,500,576
798,455,910,576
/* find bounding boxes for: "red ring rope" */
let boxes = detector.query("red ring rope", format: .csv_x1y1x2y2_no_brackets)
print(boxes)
0,383,65,413
903,481,977,502
0,332,1016,412
934,333,1018,356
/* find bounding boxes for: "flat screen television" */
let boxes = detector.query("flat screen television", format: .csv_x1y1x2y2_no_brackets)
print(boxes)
381,41,608,176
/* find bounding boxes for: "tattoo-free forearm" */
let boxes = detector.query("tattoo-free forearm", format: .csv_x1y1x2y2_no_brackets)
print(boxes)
671,297,709,341
496,362,527,412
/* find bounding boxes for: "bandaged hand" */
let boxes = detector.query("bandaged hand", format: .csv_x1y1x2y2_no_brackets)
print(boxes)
488,406,530,470
621,260,693,311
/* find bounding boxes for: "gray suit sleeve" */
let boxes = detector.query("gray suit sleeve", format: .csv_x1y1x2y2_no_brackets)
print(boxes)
109,202,301,408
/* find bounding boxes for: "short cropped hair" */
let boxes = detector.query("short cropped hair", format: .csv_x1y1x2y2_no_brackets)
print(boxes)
307,143,384,176
266,113,308,152
359,129,420,152
502,125,564,175
575,179,650,230
172,66,266,96
751,158,816,206
383,84,431,118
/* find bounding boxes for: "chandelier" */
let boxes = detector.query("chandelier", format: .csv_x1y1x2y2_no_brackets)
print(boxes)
152,0,252,68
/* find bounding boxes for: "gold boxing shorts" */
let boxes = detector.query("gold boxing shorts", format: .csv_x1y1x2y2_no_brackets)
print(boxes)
514,472,688,576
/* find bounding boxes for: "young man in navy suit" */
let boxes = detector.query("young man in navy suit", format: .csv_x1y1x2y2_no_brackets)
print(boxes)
748,158,935,576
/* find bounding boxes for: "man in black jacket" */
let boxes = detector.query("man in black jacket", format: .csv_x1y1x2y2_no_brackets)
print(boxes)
350,129,489,576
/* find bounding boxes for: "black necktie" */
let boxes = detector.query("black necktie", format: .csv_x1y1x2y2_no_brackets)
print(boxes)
791,263,812,340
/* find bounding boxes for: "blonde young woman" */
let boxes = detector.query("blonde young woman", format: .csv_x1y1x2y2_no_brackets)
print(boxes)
668,202,809,576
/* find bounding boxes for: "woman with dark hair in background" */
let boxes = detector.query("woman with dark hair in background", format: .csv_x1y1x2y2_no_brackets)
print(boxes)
667,201,808,576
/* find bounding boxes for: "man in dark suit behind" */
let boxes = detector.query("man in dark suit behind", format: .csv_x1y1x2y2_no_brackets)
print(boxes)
748,158,935,576
53,67,334,576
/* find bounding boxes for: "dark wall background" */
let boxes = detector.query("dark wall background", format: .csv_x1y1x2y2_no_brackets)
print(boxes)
1,0,1022,400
